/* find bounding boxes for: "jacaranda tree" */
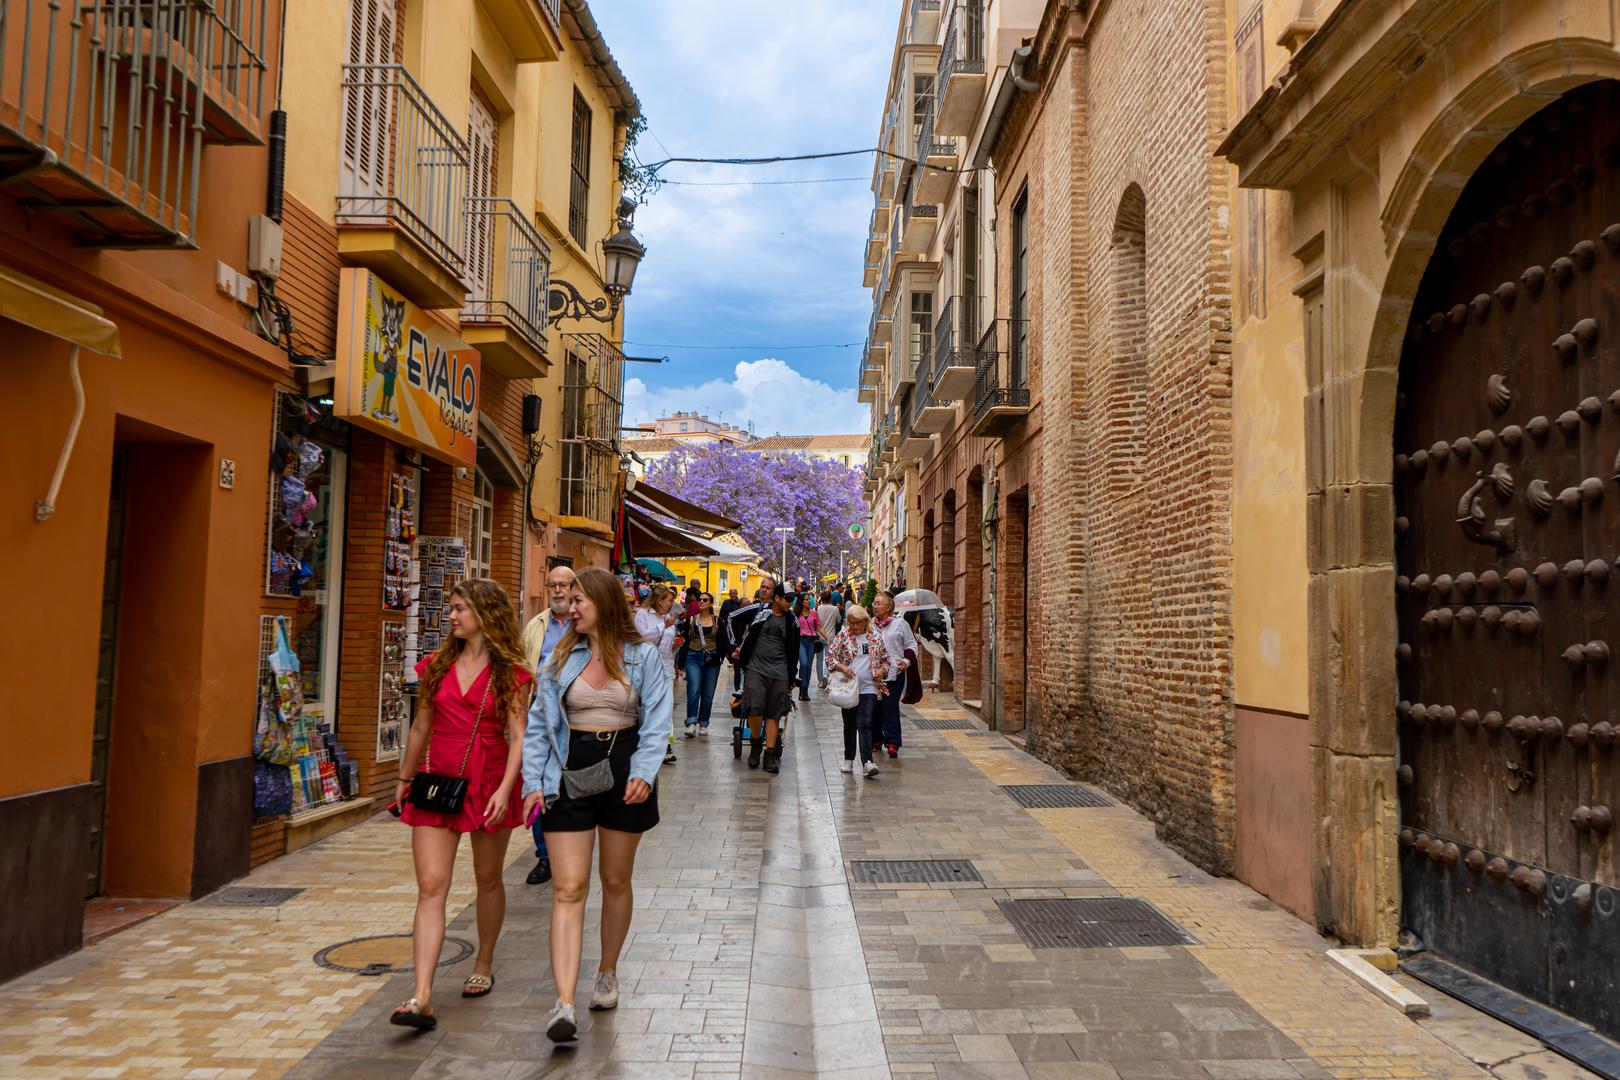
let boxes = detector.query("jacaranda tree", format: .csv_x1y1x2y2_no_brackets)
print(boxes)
646,444,867,585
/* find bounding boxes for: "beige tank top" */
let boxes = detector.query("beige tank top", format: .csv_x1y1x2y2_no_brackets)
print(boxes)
565,676,638,731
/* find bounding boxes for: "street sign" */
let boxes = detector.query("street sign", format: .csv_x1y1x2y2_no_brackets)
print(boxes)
848,523,866,541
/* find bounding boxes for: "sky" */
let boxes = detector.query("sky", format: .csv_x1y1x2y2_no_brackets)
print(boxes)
589,1,896,437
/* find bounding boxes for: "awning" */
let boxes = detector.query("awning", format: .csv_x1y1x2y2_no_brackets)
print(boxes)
625,478,740,536
0,264,121,355
622,505,719,557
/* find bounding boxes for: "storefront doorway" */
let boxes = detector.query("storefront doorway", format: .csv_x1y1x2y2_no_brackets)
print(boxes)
88,449,128,898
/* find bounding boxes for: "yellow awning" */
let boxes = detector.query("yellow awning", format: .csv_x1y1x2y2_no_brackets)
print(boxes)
0,264,121,356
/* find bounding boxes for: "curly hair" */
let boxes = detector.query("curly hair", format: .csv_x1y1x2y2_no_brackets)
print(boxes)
419,578,531,722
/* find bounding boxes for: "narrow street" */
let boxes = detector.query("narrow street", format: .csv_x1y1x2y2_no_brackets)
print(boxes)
0,693,1560,1080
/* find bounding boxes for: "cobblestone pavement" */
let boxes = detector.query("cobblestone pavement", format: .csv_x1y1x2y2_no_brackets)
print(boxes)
0,691,1518,1078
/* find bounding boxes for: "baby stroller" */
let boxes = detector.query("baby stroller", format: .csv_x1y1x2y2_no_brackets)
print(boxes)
730,674,793,759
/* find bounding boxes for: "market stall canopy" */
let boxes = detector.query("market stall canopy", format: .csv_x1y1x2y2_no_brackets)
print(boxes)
625,479,740,536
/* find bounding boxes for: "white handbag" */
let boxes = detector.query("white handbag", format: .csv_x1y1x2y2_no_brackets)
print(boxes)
827,670,860,709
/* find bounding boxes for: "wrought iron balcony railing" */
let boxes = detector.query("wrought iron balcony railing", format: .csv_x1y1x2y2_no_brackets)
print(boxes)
559,332,625,526
933,296,980,381
463,197,550,351
916,88,956,162
338,63,469,278
971,319,1032,436
541,0,561,25
0,0,272,246
940,0,985,85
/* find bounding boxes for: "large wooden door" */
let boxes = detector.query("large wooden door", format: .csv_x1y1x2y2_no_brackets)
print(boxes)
1396,80,1620,1038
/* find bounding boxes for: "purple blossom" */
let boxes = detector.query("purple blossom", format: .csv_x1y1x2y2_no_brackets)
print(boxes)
646,445,868,583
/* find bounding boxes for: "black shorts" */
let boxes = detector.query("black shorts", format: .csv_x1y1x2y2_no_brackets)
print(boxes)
542,730,660,834
740,674,792,721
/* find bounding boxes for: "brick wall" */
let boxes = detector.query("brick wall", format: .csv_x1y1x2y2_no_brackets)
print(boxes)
979,0,1238,874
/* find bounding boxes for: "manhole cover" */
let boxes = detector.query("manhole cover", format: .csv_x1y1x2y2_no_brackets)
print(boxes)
202,886,305,907
849,859,982,885
314,933,475,976
998,898,1197,949
910,718,978,730
1003,784,1112,809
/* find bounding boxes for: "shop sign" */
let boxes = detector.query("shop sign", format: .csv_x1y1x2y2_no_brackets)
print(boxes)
335,269,479,465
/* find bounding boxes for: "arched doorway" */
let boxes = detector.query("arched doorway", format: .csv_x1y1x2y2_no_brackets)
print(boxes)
1394,78,1620,1039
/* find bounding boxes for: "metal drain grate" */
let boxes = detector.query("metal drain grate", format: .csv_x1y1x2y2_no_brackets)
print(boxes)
202,886,305,907
999,898,1197,949
1003,784,1112,808
849,859,983,885
964,731,1003,737
910,718,978,731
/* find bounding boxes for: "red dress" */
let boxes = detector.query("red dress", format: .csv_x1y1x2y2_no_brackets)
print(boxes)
401,659,530,833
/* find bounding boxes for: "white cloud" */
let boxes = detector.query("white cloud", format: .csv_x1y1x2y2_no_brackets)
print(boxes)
624,358,865,437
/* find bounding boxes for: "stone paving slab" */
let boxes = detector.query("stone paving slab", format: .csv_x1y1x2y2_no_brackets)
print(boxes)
0,688,1518,1078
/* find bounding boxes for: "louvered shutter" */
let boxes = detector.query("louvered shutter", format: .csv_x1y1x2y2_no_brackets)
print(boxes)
341,0,396,202
466,88,499,304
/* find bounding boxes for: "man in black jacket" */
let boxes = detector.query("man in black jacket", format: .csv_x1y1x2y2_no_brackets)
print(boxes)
736,582,799,774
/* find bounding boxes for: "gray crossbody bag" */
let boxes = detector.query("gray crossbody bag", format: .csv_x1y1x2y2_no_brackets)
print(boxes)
561,659,636,799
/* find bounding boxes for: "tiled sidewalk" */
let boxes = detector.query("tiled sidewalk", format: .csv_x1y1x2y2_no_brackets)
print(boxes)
0,691,1504,1079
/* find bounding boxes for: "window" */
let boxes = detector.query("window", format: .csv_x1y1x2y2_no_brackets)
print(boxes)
962,182,980,340
559,351,587,515
341,0,398,200
910,291,933,375
1011,189,1029,387
470,468,494,579
568,88,592,248
912,74,934,144
718,568,730,593
680,422,689,432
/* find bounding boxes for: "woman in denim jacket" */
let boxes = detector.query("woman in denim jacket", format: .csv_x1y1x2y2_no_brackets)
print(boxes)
521,568,672,1043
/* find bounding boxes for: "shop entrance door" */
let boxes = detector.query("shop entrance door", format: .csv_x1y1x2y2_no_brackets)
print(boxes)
1395,79,1620,1039
87,448,128,898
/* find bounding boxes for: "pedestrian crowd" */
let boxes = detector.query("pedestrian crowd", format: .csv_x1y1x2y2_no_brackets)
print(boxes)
381,565,924,1046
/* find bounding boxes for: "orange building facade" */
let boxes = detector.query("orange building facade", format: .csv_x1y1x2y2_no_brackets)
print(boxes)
0,0,640,983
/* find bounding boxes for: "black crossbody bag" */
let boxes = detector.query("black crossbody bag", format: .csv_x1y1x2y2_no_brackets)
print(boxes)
408,681,492,814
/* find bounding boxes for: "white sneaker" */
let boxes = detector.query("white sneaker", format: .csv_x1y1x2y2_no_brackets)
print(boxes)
685,724,697,739
590,970,619,1011
863,761,880,778
839,760,853,774
544,998,577,1041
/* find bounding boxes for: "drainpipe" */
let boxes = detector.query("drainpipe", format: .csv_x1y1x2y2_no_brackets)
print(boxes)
971,46,1038,169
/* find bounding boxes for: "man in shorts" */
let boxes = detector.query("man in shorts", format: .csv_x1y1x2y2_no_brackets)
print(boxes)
736,582,799,775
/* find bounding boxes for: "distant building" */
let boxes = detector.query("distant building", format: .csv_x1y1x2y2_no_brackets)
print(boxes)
747,434,872,470
624,411,751,443
625,426,871,478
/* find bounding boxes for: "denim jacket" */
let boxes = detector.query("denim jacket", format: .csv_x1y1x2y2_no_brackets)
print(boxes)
522,639,673,801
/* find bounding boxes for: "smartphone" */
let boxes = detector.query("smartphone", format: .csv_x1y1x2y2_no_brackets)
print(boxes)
525,801,543,827
387,800,403,818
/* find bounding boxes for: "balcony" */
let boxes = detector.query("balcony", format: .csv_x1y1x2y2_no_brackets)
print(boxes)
461,198,551,377
557,332,625,534
970,320,1032,438
0,0,271,247
866,338,887,371
931,295,981,401
901,181,938,254
863,249,880,288
481,0,564,63
909,0,942,42
937,0,986,136
897,409,934,462
915,94,957,204
870,303,892,345
911,333,953,436
337,64,469,309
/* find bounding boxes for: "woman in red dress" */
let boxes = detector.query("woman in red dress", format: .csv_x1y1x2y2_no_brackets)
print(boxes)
389,578,532,1030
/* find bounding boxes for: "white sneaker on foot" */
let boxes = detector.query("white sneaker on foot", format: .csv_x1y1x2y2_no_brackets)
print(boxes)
839,760,853,773
863,761,880,778
545,998,577,1041
590,970,620,1011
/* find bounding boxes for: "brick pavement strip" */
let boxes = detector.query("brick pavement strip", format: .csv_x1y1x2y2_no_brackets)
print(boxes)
0,692,1497,1078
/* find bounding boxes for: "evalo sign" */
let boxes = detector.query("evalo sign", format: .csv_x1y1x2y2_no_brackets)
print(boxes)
334,269,480,465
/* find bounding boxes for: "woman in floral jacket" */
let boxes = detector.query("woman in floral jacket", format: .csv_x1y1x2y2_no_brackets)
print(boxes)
826,604,890,778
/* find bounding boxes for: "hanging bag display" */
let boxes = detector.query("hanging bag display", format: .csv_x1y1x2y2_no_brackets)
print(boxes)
407,680,491,815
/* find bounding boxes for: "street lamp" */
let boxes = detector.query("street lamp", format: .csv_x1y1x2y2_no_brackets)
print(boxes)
547,197,647,326
840,548,849,583
774,526,794,586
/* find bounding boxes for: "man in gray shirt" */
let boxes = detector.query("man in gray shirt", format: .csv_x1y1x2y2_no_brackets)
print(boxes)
737,582,800,774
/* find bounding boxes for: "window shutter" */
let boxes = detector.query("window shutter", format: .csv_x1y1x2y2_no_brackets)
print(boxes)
342,0,396,201
466,87,499,302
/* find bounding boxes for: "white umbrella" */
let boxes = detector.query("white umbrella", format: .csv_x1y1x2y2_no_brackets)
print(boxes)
893,588,944,612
